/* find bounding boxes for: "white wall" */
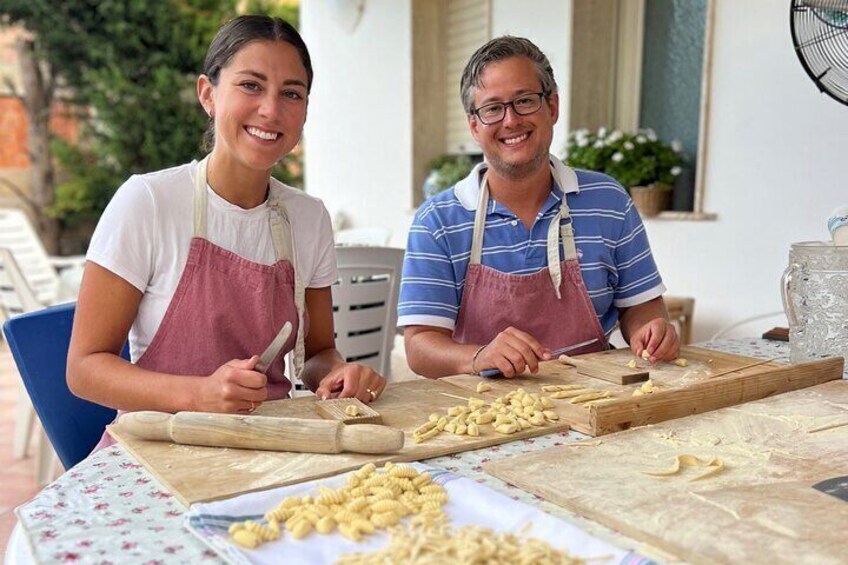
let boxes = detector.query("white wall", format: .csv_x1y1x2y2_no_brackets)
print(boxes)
645,0,848,340
303,0,848,342
301,0,414,246
490,1,573,155
301,0,573,248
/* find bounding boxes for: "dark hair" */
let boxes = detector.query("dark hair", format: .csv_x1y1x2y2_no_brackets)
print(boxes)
202,15,313,151
460,36,557,114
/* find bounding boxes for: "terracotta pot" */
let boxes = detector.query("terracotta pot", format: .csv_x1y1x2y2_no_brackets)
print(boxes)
630,183,672,217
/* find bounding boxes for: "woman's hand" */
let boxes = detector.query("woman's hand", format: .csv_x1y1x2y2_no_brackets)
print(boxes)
629,318,680,363
195,356,269,413
475,327,550,378
314,363,387,403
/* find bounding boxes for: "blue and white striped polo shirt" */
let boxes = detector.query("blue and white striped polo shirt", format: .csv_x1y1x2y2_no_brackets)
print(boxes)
397,161,666,335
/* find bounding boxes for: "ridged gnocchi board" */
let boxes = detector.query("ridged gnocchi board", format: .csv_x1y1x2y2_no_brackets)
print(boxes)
443,347,844,436
483,380,848,565
109,378,571,506
313,398,382,424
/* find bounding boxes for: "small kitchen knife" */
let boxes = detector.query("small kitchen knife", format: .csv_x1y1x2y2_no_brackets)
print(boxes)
478,337,600,378
255,321,292,374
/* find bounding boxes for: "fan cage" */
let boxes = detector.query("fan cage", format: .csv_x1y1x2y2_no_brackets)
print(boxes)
791,0,848,106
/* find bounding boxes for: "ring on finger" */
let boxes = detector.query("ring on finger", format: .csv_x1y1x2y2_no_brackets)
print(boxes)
249,401,256,413
366,388,377,401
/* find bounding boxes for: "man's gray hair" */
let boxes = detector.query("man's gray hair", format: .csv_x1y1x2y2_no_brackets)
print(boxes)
460,36,557,114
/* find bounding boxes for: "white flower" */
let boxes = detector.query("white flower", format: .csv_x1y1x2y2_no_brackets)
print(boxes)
598,127,607,138
608,130,623,142
577,137,589,147
612,152,624,163
671,140,683,153
670,166,682,176
593,140,605,148
577,128,590,137
636,135,647,144
623,141,634,150
644,128,657,142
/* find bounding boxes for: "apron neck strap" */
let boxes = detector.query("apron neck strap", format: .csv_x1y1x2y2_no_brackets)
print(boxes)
193,157,210,239
470,163,578,299
470,172,491,265
193,157,291,264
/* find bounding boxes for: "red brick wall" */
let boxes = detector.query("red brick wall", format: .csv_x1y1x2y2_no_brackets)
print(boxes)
0,97,28,168
0,96,80,169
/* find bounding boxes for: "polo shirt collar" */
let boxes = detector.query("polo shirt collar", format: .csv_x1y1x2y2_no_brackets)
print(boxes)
454,155,580,212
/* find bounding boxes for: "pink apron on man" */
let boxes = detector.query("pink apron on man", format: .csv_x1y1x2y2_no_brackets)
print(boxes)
453,162,608,357
94,157,306,449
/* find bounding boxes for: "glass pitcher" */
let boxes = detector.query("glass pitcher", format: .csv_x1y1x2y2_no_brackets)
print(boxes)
781,241,848,363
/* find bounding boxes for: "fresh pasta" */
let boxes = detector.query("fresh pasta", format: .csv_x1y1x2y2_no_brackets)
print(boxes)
336,522,585,564
228,463,448,549
412,387,569,443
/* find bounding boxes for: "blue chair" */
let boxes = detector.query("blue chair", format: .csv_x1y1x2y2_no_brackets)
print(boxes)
3,302,124,470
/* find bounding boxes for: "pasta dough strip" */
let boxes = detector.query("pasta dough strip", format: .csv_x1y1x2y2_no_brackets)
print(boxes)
642,454,725,481
570,391,613,404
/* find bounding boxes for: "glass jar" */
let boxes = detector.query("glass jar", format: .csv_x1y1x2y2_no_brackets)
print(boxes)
781,241,848,363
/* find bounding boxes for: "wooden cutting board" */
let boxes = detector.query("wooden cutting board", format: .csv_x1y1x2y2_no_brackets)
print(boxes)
110,378,572,506
444,346,844,435
483,379,848,565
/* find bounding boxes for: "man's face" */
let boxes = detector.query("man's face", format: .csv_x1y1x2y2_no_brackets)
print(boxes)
468,56,558,181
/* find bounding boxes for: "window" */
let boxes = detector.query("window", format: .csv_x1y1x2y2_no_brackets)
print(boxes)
412,0,489,206
570,0,716,218
444,0,490,154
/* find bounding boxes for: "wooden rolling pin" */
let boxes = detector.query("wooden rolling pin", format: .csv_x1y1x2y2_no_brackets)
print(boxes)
117,411,404,454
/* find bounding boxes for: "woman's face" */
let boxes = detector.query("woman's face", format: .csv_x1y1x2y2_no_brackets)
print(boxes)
197,40,308,174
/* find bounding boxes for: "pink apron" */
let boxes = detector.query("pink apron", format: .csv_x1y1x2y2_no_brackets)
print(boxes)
453,163,608,357
95,157,306,449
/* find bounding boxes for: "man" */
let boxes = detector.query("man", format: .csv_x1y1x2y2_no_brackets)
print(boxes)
398,36,679,379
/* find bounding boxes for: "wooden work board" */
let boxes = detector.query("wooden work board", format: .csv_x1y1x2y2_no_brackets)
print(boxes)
109,378,572,506
443,346,844,436
483,379,848,565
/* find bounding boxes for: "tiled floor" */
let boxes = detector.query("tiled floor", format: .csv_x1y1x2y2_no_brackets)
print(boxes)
0,335,420,556
0,342,43,555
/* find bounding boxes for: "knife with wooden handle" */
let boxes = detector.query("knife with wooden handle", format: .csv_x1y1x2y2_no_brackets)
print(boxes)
117,411,405,454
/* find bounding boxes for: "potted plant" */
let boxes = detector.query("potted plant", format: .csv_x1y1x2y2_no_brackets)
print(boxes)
422,154,475,199
563,128,685,217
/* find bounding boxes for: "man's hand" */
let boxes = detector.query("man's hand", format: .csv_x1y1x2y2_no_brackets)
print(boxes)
475,326,550,377
629,318,680,363
315,363,387,403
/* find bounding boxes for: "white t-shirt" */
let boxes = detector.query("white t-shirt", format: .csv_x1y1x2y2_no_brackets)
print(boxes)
87,161,338,362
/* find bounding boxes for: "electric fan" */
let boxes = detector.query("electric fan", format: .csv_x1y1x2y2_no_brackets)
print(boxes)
791,0,848,105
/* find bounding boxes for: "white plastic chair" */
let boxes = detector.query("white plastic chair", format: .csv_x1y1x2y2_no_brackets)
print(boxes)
332,246,404,379
0,208,84,312
0,248,63,484
335,227,391,247
0,208,84,481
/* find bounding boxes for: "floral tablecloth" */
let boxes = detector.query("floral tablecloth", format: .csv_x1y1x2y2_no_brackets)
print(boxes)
16,340,844,564
18,432,636,564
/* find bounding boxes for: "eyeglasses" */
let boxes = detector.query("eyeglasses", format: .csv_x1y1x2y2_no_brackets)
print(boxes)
471,92,546,125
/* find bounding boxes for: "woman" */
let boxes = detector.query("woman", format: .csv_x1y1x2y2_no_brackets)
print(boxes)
67,16,386,449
